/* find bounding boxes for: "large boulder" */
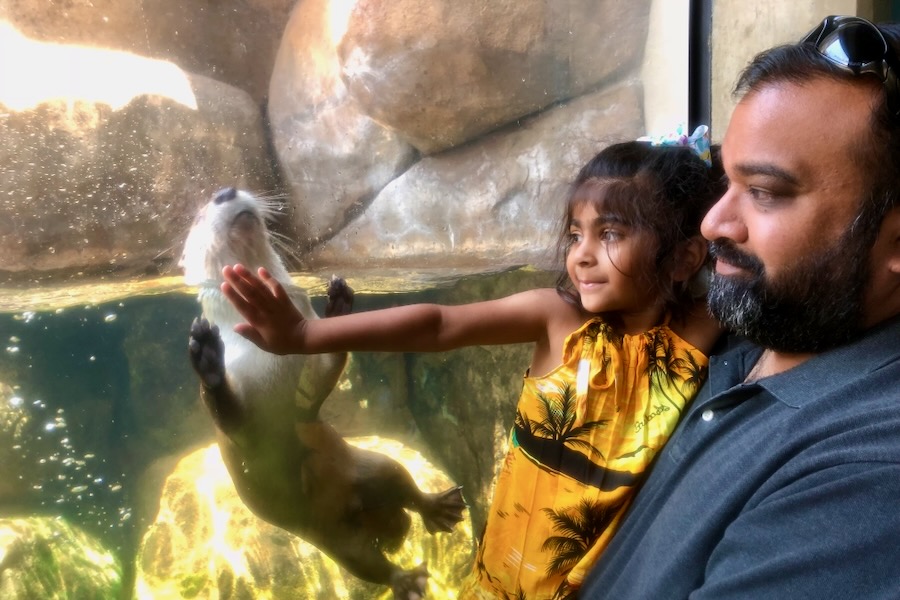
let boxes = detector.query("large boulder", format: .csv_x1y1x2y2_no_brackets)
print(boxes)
304,81,644,271
0,23,278,285
338,0,651,154
267,0,419,248
269,0,650,255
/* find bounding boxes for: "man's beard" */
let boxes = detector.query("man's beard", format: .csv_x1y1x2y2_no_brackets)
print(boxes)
707,225,872,353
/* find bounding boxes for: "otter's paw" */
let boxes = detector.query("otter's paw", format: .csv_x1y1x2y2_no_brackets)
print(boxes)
420,486,467,534
390,563,428,600
325,275,354,318
189,318,226,389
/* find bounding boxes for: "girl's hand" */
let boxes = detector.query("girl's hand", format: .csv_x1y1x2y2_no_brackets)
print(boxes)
221,264,306,354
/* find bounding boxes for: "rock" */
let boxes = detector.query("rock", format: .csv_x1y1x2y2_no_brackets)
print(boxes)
339,0,651,153
270,0,649,255
0,23,278,285
305,81,644,271
135,441,474,599
267,0,418,247
0,516,122,599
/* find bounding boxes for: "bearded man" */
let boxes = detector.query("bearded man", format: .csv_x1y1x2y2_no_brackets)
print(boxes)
581,15,900,600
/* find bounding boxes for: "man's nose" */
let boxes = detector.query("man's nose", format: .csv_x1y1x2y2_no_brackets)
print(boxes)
701,188,746,243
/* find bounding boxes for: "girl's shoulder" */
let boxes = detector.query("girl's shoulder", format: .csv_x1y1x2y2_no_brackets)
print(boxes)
667,301,724,356
509,287,580,314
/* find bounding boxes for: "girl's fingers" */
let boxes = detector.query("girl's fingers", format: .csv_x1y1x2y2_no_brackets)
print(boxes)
224,264,268,305
221,281,258,320
257,267,288,302
233,322,266,348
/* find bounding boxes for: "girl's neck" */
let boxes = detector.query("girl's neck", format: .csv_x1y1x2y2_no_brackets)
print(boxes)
589,303,666,336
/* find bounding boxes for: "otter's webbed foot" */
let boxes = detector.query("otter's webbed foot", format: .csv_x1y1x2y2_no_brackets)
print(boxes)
418,486,467,534
189,317,225,389
325,275,354,318
390,562,429,600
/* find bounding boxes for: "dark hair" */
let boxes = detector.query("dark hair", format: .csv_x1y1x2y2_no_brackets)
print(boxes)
734,22,900,244
555,141,725,314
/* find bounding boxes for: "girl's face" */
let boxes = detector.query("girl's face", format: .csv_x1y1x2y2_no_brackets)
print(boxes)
566,201,664,328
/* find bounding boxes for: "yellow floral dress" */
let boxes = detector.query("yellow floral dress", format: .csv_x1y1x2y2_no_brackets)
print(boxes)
461,317,708,600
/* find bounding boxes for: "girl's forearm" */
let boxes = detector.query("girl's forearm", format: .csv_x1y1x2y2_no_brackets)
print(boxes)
300,303,448,354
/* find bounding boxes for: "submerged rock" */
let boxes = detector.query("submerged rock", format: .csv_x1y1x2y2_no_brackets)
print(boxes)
135,440,474,599
0,516,123,599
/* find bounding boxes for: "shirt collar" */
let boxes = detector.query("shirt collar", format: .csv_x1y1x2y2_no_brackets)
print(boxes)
720,316,900,408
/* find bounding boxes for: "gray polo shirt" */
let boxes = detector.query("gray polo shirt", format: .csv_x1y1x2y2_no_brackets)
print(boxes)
580,317,900,599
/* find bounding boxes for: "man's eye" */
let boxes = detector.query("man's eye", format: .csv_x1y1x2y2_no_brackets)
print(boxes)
747,187,766,198
747,187,780,205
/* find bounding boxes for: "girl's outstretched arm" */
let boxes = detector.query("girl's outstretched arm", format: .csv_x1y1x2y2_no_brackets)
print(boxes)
222,263,563,355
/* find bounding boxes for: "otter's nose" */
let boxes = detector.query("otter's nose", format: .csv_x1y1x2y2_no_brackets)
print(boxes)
213,187,237,204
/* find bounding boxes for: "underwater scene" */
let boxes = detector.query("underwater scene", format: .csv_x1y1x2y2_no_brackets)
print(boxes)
0,268,555,598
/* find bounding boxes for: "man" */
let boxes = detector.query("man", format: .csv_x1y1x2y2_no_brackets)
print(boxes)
580,15,900,599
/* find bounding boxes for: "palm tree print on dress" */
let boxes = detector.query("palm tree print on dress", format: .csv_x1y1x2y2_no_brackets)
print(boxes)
517,381,610,458
643,328,708,414
541,497,626,600
513,382,640,491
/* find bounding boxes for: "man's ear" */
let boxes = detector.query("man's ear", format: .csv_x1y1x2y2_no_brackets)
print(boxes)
672,236,709,282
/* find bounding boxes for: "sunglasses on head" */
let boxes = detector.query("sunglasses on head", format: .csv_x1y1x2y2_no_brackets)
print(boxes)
800,15,900,119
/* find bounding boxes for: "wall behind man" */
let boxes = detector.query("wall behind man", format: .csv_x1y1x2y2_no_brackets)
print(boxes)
710,0,859,141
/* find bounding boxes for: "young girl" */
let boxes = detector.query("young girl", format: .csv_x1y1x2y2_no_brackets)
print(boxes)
220,139,724,599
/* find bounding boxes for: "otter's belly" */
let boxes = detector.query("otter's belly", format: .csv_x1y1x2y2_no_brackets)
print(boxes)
216,421,354,532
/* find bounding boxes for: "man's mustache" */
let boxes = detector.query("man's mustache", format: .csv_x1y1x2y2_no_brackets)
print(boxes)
708,239,765,275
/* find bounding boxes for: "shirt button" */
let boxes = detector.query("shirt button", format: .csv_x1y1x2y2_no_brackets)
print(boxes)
701,409,715,422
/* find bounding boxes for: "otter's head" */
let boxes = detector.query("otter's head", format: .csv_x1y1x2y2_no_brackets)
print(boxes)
180,187,291,287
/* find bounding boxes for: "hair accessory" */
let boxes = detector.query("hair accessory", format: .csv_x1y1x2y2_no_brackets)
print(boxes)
638,124,712,166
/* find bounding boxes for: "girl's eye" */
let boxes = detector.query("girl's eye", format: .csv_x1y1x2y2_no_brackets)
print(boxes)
568,231,582,244
600,229,621,242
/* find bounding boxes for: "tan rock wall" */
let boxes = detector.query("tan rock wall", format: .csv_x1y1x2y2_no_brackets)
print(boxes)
1,0,653,284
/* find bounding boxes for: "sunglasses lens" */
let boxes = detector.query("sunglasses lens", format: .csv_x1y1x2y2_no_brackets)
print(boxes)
802,16,900,119
819,22,887,72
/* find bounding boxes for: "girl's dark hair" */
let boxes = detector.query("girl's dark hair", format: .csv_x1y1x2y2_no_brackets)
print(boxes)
555,140,725,314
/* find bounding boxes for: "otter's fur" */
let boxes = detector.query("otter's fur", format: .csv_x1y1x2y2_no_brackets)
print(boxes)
181,188,466,599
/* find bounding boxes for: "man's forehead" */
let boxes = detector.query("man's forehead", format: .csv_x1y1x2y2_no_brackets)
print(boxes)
722,78,875,177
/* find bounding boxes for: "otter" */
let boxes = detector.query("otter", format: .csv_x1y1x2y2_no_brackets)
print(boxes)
180,187,466,599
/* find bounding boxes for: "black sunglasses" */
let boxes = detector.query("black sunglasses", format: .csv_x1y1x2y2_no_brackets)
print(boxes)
800,15,900,118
